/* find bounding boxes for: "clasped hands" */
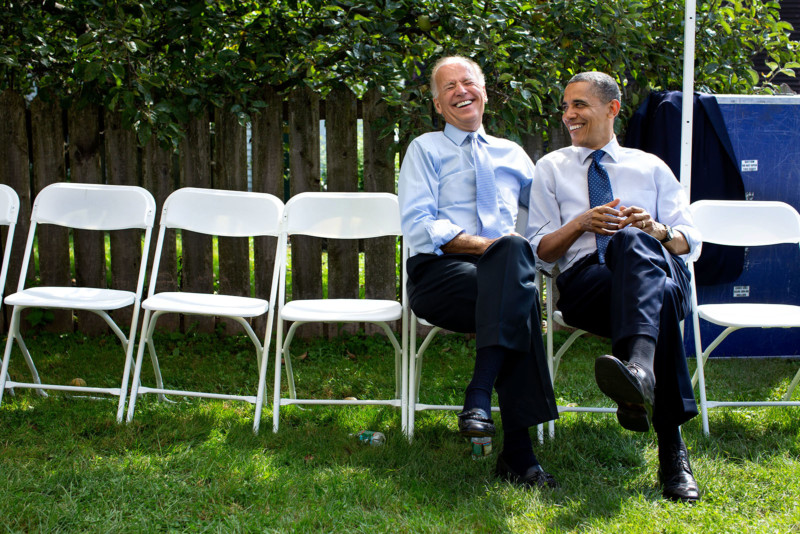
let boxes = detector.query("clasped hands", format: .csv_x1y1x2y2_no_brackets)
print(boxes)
580,198,658,237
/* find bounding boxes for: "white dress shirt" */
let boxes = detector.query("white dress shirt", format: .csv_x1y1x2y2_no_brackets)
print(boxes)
527,137,701,273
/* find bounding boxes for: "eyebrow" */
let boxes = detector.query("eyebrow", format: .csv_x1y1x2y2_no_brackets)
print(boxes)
561,98,589,107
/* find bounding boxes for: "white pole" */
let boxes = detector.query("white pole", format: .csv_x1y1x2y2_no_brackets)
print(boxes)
680,0,697,195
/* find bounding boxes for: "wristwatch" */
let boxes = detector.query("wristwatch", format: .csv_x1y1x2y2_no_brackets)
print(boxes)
659,224,674,244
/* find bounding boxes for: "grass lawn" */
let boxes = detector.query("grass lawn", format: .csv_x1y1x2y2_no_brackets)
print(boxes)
1,328,799,533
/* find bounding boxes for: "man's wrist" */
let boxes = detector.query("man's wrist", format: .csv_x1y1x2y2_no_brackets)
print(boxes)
657,223,674,244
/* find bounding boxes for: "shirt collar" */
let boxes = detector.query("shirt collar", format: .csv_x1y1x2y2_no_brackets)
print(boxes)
444,122,488,146
578,136,620,164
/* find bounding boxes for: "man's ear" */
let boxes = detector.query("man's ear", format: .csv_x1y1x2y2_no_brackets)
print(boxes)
433,97,443,115
608,99,621,118
482,86,488,104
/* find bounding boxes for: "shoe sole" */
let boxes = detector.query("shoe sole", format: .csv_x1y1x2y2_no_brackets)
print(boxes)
595,356,653,432
458,426,495,438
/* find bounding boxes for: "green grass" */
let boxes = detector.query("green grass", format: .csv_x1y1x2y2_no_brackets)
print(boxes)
1,329,800,533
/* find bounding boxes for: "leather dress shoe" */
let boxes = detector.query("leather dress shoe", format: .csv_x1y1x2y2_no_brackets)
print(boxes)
495,453,558,489
659,442,700,503
594,355,655,432
457,408,495,437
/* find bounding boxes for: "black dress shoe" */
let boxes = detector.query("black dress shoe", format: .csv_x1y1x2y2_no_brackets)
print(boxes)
659,442,700,503
495,453,558,489
457,408,495,437
594,355,655,432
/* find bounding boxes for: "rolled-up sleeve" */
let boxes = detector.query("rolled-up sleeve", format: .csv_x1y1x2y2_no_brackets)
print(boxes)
526,158,561,271
399,138,464,255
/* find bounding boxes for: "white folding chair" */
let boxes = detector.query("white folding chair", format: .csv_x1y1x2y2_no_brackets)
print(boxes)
0,182,156,422
272,192,407,435
0,184,19,308
689,199,800,435
406,207,551,440
126,188,285,434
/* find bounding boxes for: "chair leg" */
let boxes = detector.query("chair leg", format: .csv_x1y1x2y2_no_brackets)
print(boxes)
126,310,153,423
14,331,47,397
282,322,300,400
783,366,800,401
143,313,168,402
0,308,21,406
272,319,285,433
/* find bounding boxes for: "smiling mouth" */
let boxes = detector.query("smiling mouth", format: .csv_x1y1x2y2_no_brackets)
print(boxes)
569,124,583,131
455,100,473,108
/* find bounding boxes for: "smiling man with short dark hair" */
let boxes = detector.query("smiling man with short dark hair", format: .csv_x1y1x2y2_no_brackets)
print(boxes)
527,71,702,503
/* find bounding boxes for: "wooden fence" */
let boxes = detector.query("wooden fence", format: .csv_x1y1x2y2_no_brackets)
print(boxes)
0,85,565,338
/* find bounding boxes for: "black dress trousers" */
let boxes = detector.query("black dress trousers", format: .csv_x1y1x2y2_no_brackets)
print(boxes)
555,226,699,429
406,235,558,431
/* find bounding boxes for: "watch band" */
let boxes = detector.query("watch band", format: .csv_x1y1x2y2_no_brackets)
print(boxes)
659,224,674,244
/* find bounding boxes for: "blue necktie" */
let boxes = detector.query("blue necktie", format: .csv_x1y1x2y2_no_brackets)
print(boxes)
470,132,502,238
588,149,613,263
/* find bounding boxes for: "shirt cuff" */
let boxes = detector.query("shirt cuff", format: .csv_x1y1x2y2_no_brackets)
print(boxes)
429,220,465,255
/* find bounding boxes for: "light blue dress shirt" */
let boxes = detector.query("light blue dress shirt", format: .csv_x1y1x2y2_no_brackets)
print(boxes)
527,137,702,273
399,123,534,257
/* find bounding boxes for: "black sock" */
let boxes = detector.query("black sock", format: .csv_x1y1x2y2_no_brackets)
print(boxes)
463,345,505,414
502,427,539,473
656,425,683,454
628,335,656,374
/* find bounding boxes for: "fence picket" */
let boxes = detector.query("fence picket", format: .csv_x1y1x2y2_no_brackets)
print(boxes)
288,86,322,338
215,106,251,334
179,111,215,333
105,110,142,331
326,84,359,336
31,97,71,333
68,104,107,334
363,87,399,335
0,90,30,333
251,86,284,338
142,135,179,332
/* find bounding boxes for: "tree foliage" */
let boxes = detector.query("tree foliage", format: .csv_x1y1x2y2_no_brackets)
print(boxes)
2,0,797,147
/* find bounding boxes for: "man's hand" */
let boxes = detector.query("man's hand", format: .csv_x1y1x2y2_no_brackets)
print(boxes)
577,198,623,235
618,204,690,255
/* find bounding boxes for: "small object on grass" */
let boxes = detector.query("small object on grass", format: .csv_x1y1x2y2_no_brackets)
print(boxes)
344,396,357,401
69,378,87,387
352,430,385,446
471,437,492,460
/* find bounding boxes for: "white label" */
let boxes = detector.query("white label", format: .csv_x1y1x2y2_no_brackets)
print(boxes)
741,160,758,172
733,285,750,298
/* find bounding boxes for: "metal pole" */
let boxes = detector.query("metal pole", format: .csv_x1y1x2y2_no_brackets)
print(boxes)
680,0,697,195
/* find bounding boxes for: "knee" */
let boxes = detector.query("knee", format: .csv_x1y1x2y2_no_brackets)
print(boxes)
487,234,534,260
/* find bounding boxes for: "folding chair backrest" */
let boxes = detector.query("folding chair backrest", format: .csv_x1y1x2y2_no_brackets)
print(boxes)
32,182,156,230
161,187,284,237
0,184,19,302
690,200,800,247
0,184,19,226
284,192,401,238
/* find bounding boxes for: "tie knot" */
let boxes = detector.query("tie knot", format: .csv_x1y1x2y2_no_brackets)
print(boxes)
591,149,606,163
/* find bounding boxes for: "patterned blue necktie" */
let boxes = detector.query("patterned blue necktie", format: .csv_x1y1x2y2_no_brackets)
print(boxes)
470,132,502,238
587,149,613,263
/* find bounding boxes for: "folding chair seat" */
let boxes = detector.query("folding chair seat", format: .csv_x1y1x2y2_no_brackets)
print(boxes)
272,192,407,434
689,200,800,435
0,184,19,307
407,207,549,440
126,187,284,434
0,182,156,422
